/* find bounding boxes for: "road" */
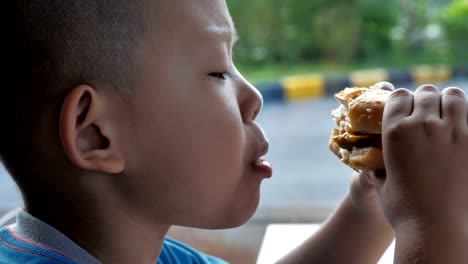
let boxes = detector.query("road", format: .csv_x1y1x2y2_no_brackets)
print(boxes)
1,79,468,216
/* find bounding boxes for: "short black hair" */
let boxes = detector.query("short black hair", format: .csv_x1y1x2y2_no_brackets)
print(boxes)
2,0,154,194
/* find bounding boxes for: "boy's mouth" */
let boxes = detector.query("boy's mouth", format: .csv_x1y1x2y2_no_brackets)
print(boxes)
252,157,273,178
250,124,272,178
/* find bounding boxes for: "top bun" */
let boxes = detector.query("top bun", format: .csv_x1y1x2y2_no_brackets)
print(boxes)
334,87,391,134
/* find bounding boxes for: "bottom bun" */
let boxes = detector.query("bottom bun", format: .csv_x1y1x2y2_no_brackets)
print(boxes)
328,133,384,172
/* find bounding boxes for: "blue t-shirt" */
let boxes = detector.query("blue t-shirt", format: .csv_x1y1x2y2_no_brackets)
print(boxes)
0,227,227,264
0,211,227,264
158,238,228,264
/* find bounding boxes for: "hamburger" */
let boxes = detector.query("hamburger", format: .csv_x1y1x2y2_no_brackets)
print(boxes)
329,86,391,173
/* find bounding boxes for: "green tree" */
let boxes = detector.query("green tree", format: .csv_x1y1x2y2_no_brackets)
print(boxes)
396,0,430,56
440,0,468,61
228,0,400,65
313,2,362,64
356,0,399,62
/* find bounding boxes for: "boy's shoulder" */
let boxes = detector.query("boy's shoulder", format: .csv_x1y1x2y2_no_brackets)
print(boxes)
0,226,79,264
0,226,227,264
159,237,228,264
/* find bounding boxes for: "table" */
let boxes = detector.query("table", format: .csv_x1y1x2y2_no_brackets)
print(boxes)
257,224,395,264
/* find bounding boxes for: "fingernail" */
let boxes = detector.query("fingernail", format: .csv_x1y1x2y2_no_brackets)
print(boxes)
362,170,375,186
366,173,374,186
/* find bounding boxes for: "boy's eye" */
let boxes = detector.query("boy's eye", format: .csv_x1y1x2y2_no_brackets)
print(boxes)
209,72,229,80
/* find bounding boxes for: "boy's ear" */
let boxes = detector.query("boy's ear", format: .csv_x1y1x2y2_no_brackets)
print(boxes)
59,85,125,174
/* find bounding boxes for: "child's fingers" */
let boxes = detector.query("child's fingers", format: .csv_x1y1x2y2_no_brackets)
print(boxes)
383,88,413,127
374,81,395,91
412,84,441,118
441,87,467,127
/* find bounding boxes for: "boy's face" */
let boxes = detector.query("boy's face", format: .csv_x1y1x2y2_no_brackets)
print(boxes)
115,0,271,228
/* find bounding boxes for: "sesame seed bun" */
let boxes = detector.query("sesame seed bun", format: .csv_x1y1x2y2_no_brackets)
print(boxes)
329,86,391,172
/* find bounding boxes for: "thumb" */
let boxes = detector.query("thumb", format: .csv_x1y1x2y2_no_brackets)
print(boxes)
373,81,395,91
369,169,386,194
350,171,376,200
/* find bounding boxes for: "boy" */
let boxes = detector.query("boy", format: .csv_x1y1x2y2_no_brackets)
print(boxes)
1,0,467,263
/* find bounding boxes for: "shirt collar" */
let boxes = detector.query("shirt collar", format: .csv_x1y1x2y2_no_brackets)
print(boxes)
10,209,102,264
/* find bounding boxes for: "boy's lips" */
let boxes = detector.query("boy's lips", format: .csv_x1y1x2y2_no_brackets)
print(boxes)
249,123,272,178
251,138,272,178
252,157,273,178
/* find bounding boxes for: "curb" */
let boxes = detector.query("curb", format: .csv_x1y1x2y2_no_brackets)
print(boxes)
256,64,468,103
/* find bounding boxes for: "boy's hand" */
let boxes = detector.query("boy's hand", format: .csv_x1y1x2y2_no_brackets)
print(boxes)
349,170,385,217
376,84,468,229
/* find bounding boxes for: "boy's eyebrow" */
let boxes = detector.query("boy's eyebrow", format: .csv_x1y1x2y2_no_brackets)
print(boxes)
207,24,239,45
232,26,240,44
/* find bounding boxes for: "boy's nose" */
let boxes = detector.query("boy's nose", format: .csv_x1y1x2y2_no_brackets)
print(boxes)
238,78,263,123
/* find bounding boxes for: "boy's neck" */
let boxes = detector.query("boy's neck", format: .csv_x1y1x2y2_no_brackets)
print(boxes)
25,193,171,264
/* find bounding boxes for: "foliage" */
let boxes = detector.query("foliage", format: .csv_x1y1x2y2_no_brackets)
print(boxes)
227,0,461,74
440,0,468,60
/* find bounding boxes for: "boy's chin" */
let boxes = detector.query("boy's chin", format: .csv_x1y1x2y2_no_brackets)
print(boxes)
202,213,255,230
216,201,259,229
189,200,260,230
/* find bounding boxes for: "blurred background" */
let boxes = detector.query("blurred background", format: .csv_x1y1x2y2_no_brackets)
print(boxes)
231,0,468,83
230,0,468,218
1,0,468,263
